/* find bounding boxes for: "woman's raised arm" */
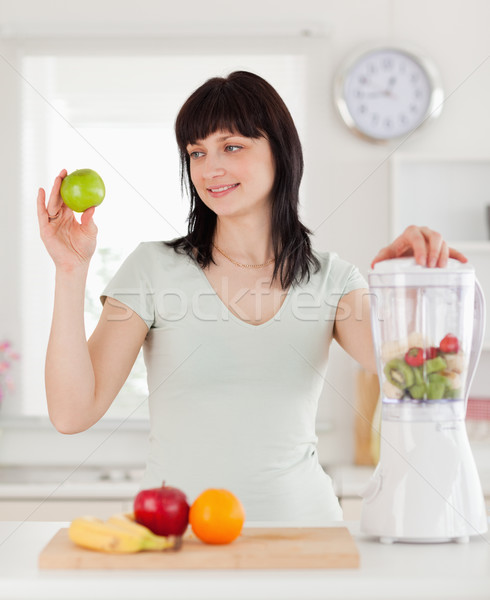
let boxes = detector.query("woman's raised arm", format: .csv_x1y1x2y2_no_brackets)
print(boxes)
38,171,148,433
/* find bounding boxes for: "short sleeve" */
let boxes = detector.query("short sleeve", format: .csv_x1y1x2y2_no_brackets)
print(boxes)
100,243,155,329
321,251,368,300
342,264,368,296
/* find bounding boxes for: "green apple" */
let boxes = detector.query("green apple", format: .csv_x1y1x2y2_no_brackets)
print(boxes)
60,168,105,213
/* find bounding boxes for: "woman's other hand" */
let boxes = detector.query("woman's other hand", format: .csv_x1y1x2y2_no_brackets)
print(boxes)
371,225,468,269
37,169,98,272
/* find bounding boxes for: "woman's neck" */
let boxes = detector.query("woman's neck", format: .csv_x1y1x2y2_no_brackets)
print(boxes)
213,216,274,265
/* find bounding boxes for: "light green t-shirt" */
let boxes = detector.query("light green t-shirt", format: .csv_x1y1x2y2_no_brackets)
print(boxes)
101,241,367,523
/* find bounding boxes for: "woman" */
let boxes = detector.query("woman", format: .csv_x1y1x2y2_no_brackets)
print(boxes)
37,71,466,523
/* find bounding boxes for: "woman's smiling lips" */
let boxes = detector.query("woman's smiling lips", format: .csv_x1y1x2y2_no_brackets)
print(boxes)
206,183,240,198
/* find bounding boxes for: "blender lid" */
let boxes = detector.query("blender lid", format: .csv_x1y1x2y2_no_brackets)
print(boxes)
369,257,475,287
371,257,474,274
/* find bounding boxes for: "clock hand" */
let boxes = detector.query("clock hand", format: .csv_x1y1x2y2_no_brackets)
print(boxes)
364,80,384,93
366,90,398,99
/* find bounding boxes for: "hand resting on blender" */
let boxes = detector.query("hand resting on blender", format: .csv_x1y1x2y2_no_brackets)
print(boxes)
333,225,468,376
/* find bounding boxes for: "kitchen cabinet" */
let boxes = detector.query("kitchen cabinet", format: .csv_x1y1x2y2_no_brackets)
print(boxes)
0,466,138,521
0,500,132,521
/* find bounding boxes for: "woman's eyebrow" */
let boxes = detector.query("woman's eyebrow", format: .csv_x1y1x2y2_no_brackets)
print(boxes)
216,134,240,141
186,134,242,149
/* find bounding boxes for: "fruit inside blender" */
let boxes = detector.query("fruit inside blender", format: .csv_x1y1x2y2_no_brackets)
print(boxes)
380,331,465,402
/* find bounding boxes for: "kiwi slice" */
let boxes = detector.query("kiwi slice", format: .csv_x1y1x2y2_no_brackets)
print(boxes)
384,358,415,389
409,383,427,399
427,380,446,400
425,356,447,375
412,366,425,386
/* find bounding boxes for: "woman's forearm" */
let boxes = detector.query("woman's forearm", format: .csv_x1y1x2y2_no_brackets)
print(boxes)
45,265,96,433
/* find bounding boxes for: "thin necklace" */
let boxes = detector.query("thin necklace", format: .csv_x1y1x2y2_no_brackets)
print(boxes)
213,243,275,269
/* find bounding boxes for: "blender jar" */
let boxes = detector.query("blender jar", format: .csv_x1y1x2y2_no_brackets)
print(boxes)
361,257,488,542
369,258,476,409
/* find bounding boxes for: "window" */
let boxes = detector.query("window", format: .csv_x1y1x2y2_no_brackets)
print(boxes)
18,41,308,419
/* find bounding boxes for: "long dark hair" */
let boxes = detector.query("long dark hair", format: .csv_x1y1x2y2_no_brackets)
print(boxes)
165,71,320,289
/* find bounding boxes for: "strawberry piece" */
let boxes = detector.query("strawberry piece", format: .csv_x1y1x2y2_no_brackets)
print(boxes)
424,346,439,360
440,334,459,354
405,347,424,367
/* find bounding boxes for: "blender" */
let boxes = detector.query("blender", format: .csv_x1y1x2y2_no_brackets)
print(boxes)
360,258,488,543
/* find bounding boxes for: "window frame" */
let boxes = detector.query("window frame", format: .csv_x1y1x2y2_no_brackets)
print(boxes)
0,33,329,426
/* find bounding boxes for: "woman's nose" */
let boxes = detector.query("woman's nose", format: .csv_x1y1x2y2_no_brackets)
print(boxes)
202,154,226,179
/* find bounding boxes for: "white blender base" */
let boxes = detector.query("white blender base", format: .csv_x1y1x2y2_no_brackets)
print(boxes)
360,417,488,543
379,535,470,544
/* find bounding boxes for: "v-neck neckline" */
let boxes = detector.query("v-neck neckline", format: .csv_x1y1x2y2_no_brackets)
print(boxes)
189,254,294,330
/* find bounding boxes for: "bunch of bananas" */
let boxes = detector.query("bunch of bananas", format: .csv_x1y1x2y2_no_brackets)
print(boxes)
68,513,182,554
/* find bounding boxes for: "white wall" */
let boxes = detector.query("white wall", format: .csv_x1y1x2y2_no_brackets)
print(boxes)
0,0,489,468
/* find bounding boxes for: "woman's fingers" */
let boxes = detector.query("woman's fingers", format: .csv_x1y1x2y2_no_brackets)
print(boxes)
402,226,429,266
80,206,98,236
371,225,467,269
371,226,421,267
46,170,67,218
420,226,443,267
37,187,48,227
436,240,450,268
448,246,468,263
80,205,95,224
370,246,396,267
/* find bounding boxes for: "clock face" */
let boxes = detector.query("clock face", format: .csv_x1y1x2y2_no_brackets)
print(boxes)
341,48,434,141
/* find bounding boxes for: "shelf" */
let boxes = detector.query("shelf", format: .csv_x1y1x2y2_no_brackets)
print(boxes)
390,159,490,242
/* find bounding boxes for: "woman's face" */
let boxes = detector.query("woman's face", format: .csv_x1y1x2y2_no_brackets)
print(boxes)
186,130,275,220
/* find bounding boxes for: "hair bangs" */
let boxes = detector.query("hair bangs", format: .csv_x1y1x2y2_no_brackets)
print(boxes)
176,78,265,150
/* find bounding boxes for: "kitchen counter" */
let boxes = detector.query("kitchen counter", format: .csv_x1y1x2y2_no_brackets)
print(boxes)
0,520,488,600
0,465,141,499
0,481,138,500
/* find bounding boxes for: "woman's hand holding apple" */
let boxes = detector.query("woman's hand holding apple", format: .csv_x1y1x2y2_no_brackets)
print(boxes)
37,169,99,272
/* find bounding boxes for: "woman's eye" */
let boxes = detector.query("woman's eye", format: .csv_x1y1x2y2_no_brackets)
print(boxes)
189,151,204,159
225,145,242,152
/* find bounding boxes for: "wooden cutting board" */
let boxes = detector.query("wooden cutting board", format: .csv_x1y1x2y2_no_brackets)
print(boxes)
39,527,359,570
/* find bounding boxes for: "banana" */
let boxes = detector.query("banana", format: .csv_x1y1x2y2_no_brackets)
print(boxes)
407,331,426,349
441,369,462,390
381,339,408,363
107,512,155,536
442,351,465,374
107,513,182,550
381,333,432,364
68,515,180,554
382,379,404,400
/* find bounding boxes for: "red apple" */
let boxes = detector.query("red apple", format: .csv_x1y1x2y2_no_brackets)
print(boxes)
133,483,189,536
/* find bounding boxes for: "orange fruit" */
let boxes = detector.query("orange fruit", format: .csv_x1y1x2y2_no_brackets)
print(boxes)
189,489,245,545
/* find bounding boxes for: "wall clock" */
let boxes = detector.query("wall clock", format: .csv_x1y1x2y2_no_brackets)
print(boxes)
333,46,444,143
